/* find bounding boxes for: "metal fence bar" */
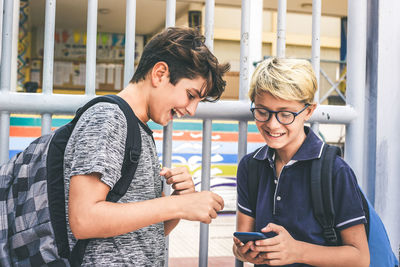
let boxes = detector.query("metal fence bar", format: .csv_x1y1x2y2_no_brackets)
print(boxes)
123,0,136,88
41,0,57,134
0,0,13,164
41,113,52,135
11,0,18,93
310,0,321,133
276,0,286,58
365,0,378,207
204,0,214,51
0,0,3,56
0,112,10,164
199,1,215,266
374,0,400,254
199,119,212,267
162,120,173,267
0,94,358,123
237,0,262,263
163,1,176,266
42,0,56,95
345,0,367,188
165,0,176,28
85,0,98,95
239,0,250,101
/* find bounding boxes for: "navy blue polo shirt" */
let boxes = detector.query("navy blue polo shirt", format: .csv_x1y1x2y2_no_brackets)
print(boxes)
237,127,366,267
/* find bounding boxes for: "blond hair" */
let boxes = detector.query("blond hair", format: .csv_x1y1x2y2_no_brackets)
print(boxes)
248,57,317,104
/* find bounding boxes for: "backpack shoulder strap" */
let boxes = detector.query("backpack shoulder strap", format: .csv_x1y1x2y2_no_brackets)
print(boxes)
247,148,264,216
70,95,141,266
103,95,141,202
70,94,141,201
310,144,341,245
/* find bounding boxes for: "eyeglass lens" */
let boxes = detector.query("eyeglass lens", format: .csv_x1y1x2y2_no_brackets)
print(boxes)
253,109,294,124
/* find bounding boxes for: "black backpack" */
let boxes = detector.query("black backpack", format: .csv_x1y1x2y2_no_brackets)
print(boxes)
247,144,399,266
0,95,141,266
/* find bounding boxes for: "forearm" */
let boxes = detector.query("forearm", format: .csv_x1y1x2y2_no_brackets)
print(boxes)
70,195,182,239
164,218,180,236
298,241,369,267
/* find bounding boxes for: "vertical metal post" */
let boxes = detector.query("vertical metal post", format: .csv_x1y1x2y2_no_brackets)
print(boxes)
41,0,56,134
0,113,10,163
276,0,286,58
0,0,14,93
41,113,52,135
236,1,249,266
344,0,367,188
199,2,214,266
42,0,56,95
199,119,212,267
236,1,262,265
123,0,136,88
162,121,172,267
239,0,250,101
310,0,321,133
165,0,176,28
374,0,400,255
163,0,176,175
248,0,263,75
85,0,98,95
237,122,248,169
204,0,214,51
11,0,19,92
365,0,379,205
0,0,3,57
163,1,176,266
0,0,14,164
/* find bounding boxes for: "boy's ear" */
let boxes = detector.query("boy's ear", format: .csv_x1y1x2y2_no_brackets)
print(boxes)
151,61,169,87
304,103,317,121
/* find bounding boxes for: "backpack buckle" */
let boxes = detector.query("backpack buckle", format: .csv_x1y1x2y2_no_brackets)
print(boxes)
129,150,140,164
323,228,338,245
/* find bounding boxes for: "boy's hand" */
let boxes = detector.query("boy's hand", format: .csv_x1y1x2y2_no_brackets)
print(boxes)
251,223,302,266
160,167,195,195
233,237,264,264
178,191,224,224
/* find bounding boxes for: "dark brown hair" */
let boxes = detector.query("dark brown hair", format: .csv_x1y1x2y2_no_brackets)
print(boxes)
131,27,230,102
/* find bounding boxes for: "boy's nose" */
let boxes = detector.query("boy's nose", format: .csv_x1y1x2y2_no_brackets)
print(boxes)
266,113,281,128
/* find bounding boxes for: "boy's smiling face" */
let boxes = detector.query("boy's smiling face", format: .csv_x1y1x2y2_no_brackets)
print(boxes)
254,91,315,156
149,74,206,126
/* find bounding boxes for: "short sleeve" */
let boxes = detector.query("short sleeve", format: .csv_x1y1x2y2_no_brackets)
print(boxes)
64,103,127,189
332,157,367,231
236,154,255,217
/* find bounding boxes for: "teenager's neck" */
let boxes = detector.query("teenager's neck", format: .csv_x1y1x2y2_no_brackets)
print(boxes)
117,81,150,124
275,130,307,165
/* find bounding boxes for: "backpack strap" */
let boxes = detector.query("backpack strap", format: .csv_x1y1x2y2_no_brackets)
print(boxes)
310,144,341,245
69,95,141,266
103,95,141,202
247,148,264,216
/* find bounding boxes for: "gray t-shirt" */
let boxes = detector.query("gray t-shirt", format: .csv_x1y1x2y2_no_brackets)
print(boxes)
63,102,165,266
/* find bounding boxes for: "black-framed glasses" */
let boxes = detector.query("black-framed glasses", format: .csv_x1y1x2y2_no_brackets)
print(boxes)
250,103,310,125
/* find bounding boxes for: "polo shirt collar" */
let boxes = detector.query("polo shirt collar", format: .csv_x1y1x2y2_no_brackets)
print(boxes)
253,126,324,163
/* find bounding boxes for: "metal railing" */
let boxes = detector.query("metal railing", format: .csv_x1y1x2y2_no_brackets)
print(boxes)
0,0,373,266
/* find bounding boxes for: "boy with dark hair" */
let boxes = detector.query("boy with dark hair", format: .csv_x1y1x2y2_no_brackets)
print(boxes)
65,27,230,265
233,58,369,266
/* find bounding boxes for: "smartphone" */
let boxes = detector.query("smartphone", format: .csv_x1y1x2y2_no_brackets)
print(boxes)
233,232,273,243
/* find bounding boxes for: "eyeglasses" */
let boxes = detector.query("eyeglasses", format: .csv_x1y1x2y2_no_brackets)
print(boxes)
250,103,310,125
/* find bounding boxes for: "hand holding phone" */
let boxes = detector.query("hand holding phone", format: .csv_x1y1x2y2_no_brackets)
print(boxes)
233,231,276,243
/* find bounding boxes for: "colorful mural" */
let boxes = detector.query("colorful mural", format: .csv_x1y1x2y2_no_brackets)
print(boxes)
9,115,265,212
18,0,31,90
